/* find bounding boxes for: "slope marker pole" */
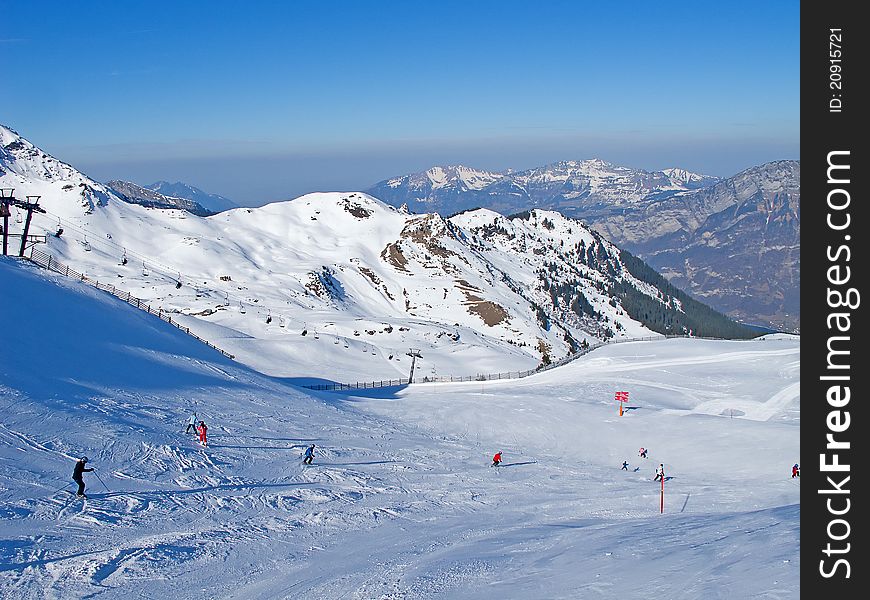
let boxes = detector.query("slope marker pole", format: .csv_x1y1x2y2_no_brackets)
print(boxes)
660,475,664,514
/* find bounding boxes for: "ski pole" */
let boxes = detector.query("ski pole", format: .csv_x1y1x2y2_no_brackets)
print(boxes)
93,469,111,492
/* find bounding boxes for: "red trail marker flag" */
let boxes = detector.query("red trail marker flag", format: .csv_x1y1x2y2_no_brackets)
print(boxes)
615,391,629,416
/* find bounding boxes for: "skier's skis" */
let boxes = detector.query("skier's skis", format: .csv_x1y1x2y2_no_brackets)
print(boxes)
56,490,85,519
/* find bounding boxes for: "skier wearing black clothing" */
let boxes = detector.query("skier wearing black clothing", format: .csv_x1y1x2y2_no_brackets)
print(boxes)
72,457,93,497
303,444,315,465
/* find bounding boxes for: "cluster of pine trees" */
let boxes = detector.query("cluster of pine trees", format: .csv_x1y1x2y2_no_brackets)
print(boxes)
615,250,760,339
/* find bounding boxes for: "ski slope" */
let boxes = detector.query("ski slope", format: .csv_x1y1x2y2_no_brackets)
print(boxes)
0,257,800,599
2,123,687,383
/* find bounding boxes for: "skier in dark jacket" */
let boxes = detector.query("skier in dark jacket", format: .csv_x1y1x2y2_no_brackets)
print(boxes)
72,457,93,497
303,444,315,465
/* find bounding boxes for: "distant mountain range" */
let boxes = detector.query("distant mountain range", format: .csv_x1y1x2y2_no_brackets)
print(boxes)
105,180,237,216
367,160,719,217
146,181,237,213
106,180,216,216
591,161,800,333
368,159,800,332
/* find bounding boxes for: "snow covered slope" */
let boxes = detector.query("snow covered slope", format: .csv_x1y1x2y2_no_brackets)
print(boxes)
0,257,800,598
2,124,754,384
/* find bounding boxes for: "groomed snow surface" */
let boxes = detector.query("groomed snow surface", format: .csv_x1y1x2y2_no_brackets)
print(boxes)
0,258,800,599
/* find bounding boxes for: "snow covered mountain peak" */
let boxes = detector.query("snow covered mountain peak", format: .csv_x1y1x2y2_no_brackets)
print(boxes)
660,167,711,184
1,123,80,183
553,157,614,171
424,165,504,190
2,124,122,215
385,165,505,195
0,123,20,146
4,126,756,380
368,158,720,217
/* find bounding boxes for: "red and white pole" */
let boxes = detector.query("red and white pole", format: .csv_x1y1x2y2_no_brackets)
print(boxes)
660,474,664,514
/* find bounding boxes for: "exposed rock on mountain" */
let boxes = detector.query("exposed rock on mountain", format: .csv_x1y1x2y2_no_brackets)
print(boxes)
2,123,759,378
146,181,237,213
107,180,215,216
591,161,800,332
368,159,800,332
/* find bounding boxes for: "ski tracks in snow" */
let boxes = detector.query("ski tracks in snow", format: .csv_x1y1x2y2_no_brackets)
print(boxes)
1,413,485,598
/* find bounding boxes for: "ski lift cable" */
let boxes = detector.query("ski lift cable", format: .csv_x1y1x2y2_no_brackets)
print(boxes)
39,209,189,283
34,209,244,305
35,208,341,325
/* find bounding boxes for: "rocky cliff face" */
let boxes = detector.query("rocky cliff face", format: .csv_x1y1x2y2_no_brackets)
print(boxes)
590,161,800,332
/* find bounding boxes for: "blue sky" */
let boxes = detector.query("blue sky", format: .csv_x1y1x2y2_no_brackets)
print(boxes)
1,1,799,205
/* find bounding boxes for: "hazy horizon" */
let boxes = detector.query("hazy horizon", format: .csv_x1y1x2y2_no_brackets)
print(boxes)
1,0,799,206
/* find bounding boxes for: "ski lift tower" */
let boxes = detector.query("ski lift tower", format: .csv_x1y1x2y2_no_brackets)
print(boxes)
406,348,423,384
0,188,13,256
1,190,46,257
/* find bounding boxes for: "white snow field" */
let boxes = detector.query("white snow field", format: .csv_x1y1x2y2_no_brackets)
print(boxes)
2,123,685,384
0,257,800,599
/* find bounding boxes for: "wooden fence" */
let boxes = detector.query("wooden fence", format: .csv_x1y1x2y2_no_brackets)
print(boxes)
21,247,755,393
25,247,235,359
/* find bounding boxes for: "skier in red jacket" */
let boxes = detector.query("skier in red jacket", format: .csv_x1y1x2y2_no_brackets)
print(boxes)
197,421,208,446
491,451,503,467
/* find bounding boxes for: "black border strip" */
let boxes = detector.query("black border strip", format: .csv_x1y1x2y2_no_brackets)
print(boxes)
803,1,867,594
